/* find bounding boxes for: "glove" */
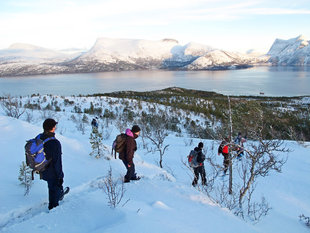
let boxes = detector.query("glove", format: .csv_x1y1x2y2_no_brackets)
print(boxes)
58,178,64,187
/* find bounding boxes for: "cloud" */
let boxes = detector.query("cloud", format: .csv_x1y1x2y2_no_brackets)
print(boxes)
0,0,309,50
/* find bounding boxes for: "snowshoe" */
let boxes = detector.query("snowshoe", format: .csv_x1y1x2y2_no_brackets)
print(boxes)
59,186,70,201
131,176,141,181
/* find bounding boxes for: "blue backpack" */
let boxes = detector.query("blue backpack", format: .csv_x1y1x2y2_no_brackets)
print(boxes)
25,134,55,179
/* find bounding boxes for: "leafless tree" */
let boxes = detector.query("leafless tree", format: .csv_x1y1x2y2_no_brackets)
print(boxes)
202,103,289,222
0,95,26,119
140,113,169,168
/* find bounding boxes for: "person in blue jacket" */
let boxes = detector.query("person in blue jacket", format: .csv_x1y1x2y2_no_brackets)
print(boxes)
40,118,66,210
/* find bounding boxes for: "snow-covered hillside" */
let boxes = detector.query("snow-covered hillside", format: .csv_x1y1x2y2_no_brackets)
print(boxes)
268,35,310,66
0,94,310,233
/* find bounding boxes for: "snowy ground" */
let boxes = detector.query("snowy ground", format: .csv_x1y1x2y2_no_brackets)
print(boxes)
0,96,310,233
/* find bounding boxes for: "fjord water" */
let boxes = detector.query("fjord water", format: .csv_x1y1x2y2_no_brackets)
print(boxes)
0,66,309,97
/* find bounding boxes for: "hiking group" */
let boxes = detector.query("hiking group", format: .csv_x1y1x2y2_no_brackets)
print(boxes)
25,117,246,210
25,118,141,210
217,133,247,176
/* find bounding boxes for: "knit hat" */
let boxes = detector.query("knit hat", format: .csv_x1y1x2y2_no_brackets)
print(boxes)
198,142,204,148
43,118,58,131
131,125,141,133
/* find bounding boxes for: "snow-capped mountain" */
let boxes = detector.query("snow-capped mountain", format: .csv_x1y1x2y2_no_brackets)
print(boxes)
64,38,215,71
186,50,267,70
267,35,310,66
0,35,309,77
0,43,78,64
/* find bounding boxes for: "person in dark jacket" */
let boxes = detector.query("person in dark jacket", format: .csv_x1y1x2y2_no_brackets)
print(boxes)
119,125,141,183
40,118,65,210
192,142,206,186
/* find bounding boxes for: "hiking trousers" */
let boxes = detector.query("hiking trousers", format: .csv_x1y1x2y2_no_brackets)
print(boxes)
47,179,63,210
193,166,206,185
122,160,138,182
222,153,230,174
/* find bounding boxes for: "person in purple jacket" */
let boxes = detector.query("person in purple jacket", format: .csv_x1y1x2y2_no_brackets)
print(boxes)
119,125,141,183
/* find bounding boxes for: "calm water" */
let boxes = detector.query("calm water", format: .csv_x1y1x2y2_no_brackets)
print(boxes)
1,66,310,97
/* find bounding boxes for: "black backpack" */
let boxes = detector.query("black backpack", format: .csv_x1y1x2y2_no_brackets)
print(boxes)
111,133,127,159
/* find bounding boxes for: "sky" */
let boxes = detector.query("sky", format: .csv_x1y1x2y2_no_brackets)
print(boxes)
0,0,310,53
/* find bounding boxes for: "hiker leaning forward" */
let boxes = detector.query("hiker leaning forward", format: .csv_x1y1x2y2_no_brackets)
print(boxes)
119,125,141,183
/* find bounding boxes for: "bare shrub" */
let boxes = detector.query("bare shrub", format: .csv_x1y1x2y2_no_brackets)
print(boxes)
1,95,26,119
98,167,126,208
140,113,169,168
299,214,310,228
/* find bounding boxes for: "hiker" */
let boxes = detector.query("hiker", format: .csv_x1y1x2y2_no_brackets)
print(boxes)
119,125,141,183
234,132,247,158
40,118,67,210
192,142,206,186
91,118,98,128
218,137,230,175
234,132,242,145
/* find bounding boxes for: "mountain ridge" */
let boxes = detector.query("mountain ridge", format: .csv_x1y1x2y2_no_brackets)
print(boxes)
0,35,309,77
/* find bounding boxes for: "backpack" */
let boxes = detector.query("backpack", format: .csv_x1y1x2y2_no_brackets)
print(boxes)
188,150,199,168
219,141,229,154
111,133,127,159
25,134,55,179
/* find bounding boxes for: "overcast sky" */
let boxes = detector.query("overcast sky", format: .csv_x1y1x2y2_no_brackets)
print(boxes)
1,0,309,53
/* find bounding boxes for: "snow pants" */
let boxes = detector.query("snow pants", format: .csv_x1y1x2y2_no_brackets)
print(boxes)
47,179,63,210
122,160,138,182
192,166,206,186
222,153,230,174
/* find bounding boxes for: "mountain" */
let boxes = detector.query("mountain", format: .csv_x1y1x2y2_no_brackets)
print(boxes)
0,43,82,77
0,35,309,77
64,38,267,71
185,50,267,70
63,38,216,71
0,38,267,77
267,35,310,66
0,43,78,64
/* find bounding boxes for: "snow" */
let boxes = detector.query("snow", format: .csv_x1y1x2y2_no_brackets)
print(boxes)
267,35,310,66
0,43,79,64
0,35,309,78
186,50,268,69
81,38,180,62
0,95,310,233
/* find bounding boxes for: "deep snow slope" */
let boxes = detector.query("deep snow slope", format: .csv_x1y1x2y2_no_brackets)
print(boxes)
0,116,260,233
0,92,309,233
